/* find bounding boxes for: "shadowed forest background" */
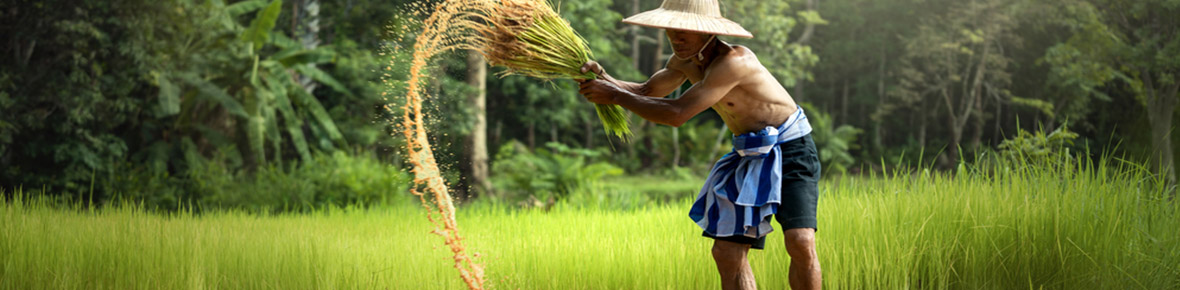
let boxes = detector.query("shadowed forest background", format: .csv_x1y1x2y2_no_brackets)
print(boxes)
1,0,1177,210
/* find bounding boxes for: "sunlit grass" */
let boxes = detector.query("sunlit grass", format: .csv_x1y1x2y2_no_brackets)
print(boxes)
2,158,1177,289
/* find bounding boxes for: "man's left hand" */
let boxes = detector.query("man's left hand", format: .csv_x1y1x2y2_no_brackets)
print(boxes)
579,79,622,105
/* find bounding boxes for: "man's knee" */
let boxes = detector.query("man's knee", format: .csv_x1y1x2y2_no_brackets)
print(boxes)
783,228,816,256
711,240,749,263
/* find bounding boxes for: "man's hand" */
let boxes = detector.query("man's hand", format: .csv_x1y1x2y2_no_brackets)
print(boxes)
580,61,605,77
579,79,623,105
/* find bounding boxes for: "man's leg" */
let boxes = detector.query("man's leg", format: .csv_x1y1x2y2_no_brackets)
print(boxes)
712,240,757,290
783,228,821,290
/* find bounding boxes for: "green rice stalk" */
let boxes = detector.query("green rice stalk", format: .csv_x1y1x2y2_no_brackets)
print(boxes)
472,0,631,141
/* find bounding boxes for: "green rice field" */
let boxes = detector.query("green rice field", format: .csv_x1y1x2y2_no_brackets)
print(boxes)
2,160,1178,289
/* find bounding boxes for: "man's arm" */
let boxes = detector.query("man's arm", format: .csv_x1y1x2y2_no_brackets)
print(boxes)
580,56,748,127
580,60,687,98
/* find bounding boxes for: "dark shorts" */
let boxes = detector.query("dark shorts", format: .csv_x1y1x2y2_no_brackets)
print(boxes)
702,134,821,250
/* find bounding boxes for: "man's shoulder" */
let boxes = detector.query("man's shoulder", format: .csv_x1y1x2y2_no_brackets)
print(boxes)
711,46,760,74
720,45,758,65
729,44,755,55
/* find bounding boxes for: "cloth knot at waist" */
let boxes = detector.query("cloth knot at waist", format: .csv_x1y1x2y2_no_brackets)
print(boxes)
689,108,813,238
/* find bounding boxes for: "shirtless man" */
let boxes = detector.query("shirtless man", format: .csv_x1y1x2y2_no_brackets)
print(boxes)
577,0,822,289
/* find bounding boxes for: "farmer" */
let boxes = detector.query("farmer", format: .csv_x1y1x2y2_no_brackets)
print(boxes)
576,0,822,289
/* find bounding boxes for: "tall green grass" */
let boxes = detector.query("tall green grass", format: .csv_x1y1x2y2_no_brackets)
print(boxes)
2,157,1177,289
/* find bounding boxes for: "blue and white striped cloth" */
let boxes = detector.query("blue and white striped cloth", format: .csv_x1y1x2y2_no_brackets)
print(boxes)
689,108,812,238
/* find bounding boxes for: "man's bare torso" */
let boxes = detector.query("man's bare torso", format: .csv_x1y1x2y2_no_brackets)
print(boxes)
666,44,799,135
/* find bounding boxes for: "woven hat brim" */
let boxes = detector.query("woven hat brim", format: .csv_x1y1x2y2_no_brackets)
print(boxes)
622,8,753,38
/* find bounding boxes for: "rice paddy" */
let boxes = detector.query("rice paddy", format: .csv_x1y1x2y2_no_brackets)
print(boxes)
3,159,1177,289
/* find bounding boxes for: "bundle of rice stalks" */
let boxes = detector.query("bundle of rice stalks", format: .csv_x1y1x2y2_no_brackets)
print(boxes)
470,0,631,141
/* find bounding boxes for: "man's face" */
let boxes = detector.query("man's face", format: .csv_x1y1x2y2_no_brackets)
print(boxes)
667,29,712,59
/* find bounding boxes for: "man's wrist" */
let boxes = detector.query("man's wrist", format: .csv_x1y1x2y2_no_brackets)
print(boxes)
611,89,639,106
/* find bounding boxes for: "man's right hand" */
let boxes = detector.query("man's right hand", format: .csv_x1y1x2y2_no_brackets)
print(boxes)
577,60,648,98
579,79,623,105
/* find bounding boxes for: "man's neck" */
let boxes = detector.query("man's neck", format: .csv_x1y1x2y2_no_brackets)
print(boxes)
691,39,725,68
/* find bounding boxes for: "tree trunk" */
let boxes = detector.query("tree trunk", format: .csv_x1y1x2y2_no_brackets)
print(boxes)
840,79,849,125
464,51,491,198
492,120,502,150
970,40,997,155
942,87,962,165
796,78,806,101
873,45,886,155
971,82,985,154
711,122,728,160
1148,108,1174,189
295,0,321,93
919,98,927,149
949,116,963,165
550,123,557,144
623,8,648,163
631,0,641,70
945,41,989,164
672,126,681,167
237,117,261,172
1143,71,1178,191
653,30,666,77
792,0,818,45
584,117,594,148
639,121,655,170
993,88,1003,142
527,123,536,150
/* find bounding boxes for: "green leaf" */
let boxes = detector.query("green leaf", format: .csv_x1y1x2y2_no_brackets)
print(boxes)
240,0,283,51
289,84,345,147
264,76,312,163
1010,97,1056,119
270,33,301,50
294,65,354,97
274,47,337,66
181,137,203,172
240,89,267,165
226,0,268,16
260,91,282,163
270,48,305,64
193,124,234,150
156,73,180,116
796,10,829,25
175,73,249,118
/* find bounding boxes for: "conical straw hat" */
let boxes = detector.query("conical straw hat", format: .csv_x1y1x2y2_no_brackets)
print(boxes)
622,0,753,38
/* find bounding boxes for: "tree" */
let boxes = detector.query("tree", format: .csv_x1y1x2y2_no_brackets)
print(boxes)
812,0,915,156
0,0,354,197
0,0,156,193
727,0,824,89
159,0,351,170
292,0,323,94
1054,0,1179,188
889,0,1023,165
464,51,491,198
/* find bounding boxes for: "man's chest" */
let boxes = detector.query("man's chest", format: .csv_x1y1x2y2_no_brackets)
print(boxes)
681,67,706,84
